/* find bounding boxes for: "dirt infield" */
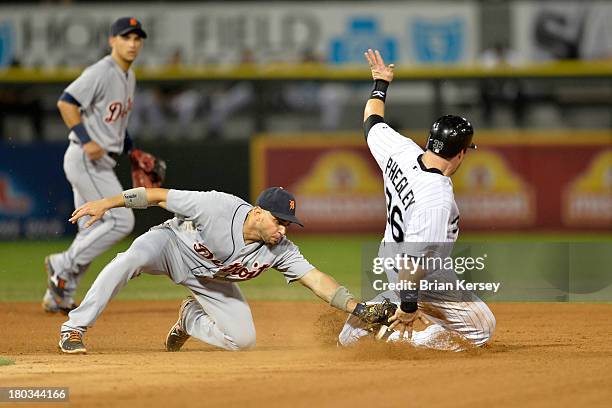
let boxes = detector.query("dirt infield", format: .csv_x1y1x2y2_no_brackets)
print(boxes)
1,301,611,407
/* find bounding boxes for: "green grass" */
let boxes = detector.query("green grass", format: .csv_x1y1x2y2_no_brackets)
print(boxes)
0,235,369,302
0,357,16,366
0,233,610,302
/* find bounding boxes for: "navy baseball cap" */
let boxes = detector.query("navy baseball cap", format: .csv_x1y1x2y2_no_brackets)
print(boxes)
111,17,147,38
256,187,304,227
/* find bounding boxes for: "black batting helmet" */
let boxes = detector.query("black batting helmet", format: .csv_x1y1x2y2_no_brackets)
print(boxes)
426,115,476,159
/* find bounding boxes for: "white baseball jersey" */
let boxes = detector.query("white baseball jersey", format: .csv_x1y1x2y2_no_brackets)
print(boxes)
338,118,497,352
366,122,460,245
64,55,135,153
162,189,315,283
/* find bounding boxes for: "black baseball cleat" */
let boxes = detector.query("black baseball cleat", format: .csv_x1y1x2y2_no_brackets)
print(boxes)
165,296,196,352
58,330,87,354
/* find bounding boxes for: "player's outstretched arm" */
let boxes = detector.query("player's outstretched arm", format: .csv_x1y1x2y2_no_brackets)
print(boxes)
298,268,359,313
69,188,169,227
363,49,394,122
299,268,399,330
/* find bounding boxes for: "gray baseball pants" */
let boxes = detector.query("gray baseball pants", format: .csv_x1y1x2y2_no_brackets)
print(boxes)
48,142,135,295
61,227,256,351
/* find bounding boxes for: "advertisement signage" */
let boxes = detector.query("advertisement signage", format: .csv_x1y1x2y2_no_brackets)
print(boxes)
252,131,611,233
0,143,75,239
0,2,478,68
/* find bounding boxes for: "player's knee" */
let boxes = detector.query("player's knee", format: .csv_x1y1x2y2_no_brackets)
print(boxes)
226,327,256,350
472,310,496,346
338,315,369,347
483,313,496,342
114,247,150,276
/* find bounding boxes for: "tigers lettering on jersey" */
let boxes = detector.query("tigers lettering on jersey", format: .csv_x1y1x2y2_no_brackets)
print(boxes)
219,261,270,280
193,242,271,281
384,157,415,210
104,98,132,123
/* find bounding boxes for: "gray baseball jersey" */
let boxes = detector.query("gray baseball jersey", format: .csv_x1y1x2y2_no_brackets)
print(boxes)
162,189,315,283
64,55,135,154
44,55,137,313
61,190,316,351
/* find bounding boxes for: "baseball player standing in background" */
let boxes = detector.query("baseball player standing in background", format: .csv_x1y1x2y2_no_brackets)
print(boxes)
339,49,496,350
57,186,391,354
42,17,147,314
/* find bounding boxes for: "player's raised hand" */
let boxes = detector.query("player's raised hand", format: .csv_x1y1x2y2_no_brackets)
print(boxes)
69,199,110,227
364,49,395,83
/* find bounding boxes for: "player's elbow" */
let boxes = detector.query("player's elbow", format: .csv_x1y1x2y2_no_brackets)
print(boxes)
57,99,73,110
297,268,319,288
56,100,68,113
57,101,77,123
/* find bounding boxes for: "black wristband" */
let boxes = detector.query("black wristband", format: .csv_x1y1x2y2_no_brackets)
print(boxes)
399,288,418,313
400,301,418,313
351,302,366,317
71,123,91,144
370,79,389,102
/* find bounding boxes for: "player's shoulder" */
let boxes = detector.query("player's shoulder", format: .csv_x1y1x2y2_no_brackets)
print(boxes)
269,236,300,255
203,190,250,207
170,189,249,208
368,121,399,140
419,173,453,193
414,172,454,205
368,122,423,152
80,56,114,78
87,55,111,70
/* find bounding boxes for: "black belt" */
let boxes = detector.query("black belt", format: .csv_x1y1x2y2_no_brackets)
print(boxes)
71,139,118,159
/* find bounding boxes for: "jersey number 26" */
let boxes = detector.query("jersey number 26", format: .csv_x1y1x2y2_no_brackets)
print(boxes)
385,187,404,243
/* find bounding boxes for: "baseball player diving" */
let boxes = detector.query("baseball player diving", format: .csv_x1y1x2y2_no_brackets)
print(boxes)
43,17,164,315
338,49,496,351
57,186,394,354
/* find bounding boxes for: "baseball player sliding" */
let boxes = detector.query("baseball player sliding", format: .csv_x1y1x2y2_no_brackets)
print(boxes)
338,50,496,350
58,186,393,354
43,17,164,315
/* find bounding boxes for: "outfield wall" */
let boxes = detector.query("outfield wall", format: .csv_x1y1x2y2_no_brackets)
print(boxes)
252,130,612,234
0,140,250,239
1,130,610,239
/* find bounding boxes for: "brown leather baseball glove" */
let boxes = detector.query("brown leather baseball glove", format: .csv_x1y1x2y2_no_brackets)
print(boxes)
129,149,167,188
352,298,398,332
